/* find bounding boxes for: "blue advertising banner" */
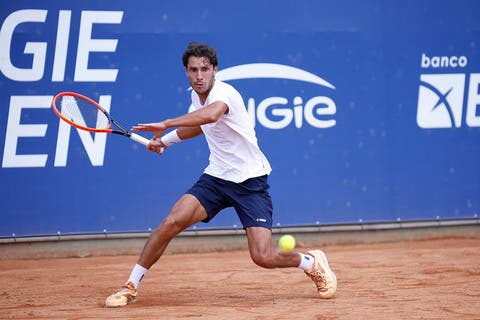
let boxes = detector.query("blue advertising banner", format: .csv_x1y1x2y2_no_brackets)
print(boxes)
1,1,479,236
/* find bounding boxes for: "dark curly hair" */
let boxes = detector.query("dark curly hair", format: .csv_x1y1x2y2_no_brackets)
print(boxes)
182,42,218,67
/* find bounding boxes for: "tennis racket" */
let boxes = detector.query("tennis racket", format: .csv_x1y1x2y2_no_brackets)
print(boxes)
52,92,151,146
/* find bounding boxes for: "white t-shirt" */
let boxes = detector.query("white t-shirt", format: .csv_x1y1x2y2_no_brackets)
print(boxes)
190,80,272,183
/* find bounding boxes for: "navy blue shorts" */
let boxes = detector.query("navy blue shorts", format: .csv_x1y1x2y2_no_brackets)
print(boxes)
185,174,273,229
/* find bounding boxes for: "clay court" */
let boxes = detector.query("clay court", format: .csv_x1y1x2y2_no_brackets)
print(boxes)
1,234,480,319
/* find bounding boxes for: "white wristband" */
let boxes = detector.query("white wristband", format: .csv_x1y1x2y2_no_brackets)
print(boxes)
160,129,182,146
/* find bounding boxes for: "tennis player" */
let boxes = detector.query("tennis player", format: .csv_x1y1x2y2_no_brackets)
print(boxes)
105,42,337,307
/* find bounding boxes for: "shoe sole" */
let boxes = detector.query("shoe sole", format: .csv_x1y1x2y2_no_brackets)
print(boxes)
106,297,137,308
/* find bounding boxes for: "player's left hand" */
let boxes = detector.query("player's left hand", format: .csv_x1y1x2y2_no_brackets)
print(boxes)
131,122,168,139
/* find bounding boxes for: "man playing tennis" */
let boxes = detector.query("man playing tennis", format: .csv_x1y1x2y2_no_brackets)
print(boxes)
105,42,337,307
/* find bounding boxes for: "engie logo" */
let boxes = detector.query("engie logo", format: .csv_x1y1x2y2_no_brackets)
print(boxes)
216,63,336,129
417,53,480,129
0,9,123,168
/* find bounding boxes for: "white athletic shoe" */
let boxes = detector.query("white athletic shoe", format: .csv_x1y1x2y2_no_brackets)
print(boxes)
304,250,337,298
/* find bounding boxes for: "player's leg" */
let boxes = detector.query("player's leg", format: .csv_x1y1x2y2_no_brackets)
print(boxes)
245,226,337,298
245,226,300,268
230,175,300,268
233,174,337,298
105,194,207,307
137,194,208,269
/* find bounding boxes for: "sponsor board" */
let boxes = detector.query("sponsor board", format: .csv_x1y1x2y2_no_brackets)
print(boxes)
417,53,480,129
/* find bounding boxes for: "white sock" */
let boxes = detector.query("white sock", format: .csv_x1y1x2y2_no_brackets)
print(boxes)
298,253,314,271
128,263,148,288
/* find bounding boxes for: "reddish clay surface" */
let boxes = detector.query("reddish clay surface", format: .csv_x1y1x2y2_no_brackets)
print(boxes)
1,237,480,319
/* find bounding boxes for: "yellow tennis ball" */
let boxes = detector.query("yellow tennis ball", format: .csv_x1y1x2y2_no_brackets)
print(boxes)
278,234,296,252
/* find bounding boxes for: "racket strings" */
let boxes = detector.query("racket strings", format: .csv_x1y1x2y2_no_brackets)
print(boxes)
60,95,109,130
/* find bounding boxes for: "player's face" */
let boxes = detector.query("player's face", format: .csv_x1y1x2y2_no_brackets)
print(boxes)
186,56,217,101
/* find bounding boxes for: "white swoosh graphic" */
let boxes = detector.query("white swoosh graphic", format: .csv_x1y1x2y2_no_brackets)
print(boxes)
216,63,335,89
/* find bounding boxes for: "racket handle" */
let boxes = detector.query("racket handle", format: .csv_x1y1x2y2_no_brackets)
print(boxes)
130,133,165,152
130,133,150,146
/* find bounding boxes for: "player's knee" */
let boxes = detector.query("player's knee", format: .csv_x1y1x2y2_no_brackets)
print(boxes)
251,252,274,269
161,215,183,233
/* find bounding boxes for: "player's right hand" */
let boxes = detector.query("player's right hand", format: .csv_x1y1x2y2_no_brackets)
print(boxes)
147,137,166,155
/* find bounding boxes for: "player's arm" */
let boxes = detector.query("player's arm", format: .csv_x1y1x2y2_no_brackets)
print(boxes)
165,100,228,128
143,126,202,155
131,101,226,154
131,101,227,138
177,126,203,140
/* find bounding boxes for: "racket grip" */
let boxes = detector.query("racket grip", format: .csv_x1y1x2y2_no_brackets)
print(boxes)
130,133,165,152
130,133,150,146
